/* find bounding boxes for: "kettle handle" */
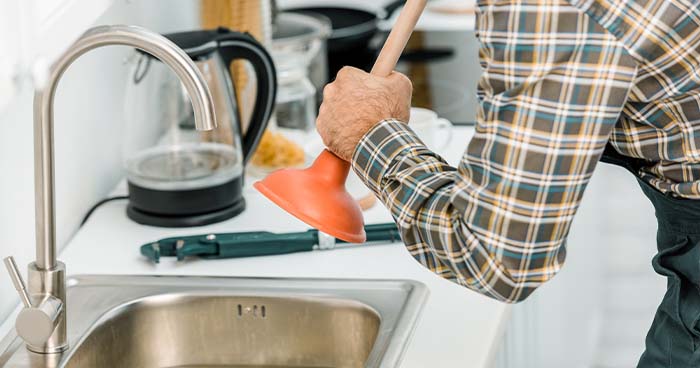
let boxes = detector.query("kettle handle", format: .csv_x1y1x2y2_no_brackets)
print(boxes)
216,31,277,164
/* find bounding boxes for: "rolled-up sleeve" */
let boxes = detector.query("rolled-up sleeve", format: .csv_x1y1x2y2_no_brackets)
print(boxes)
351,0,638,303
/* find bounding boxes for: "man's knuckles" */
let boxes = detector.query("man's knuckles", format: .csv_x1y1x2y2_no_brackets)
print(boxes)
337,66,362,79
323,84,336,98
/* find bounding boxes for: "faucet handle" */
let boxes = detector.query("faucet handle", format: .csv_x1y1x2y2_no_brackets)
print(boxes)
4,256,65,349
4,256,32,308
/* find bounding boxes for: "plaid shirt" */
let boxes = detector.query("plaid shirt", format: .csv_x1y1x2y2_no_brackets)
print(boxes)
352,0,700,303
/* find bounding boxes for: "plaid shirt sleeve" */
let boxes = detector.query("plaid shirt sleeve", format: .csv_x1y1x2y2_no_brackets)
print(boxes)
351,0,639,303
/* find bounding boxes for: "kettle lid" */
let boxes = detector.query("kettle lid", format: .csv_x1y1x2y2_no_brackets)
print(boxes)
143,27,239,59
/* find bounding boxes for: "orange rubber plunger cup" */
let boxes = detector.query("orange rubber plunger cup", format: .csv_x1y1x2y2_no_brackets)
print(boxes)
254,150,365,243
254,0,428,243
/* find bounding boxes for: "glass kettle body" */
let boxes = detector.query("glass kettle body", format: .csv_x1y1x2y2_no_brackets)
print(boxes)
124,28,277,227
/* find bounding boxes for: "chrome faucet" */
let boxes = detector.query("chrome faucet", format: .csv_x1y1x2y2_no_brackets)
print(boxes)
3,25,217,354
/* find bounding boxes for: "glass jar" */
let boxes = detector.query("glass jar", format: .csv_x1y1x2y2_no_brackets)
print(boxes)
249,54,316,176
272,12,331,105
274,56,317,133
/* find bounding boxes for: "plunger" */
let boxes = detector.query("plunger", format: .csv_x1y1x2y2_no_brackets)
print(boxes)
255,0,428,243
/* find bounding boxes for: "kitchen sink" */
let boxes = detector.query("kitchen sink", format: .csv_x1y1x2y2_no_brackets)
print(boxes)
0,276,427,368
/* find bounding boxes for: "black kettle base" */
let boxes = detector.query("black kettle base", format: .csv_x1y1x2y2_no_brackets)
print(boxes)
126,199,246,228
126,177,246,228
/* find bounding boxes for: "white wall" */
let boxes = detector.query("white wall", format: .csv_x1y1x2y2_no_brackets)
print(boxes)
0,0,200,324
495,164,659,368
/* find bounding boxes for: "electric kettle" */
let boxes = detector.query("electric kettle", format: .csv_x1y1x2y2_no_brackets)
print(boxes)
123,28,276,227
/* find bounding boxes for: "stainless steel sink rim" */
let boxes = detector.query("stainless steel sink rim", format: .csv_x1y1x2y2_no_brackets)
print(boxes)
1,275,429,368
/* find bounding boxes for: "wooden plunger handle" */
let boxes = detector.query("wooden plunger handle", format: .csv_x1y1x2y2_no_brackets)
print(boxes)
371,0,428,77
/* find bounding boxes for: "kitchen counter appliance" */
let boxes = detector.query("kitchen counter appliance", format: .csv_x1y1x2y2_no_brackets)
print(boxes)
124,28,276,227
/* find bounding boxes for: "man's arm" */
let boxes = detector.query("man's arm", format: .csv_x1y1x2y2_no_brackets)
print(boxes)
318,1,638,303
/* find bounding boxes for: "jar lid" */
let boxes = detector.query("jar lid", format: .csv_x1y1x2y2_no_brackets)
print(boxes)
272,13,331,49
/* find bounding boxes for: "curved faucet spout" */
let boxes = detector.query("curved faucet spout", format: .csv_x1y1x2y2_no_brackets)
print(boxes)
34,25,217,271
8,24,218,354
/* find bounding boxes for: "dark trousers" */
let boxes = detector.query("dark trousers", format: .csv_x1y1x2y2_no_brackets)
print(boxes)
636,179,700,368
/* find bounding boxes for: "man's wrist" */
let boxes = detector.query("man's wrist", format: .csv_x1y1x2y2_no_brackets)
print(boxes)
351,119,424,195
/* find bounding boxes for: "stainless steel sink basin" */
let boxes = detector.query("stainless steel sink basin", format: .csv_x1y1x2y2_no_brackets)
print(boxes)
0,276,427,368
69,295,379,367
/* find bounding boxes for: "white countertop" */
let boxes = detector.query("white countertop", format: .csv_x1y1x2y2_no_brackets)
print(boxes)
0,126,509,367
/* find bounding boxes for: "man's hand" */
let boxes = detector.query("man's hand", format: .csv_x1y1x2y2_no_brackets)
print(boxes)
316,67,412,161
